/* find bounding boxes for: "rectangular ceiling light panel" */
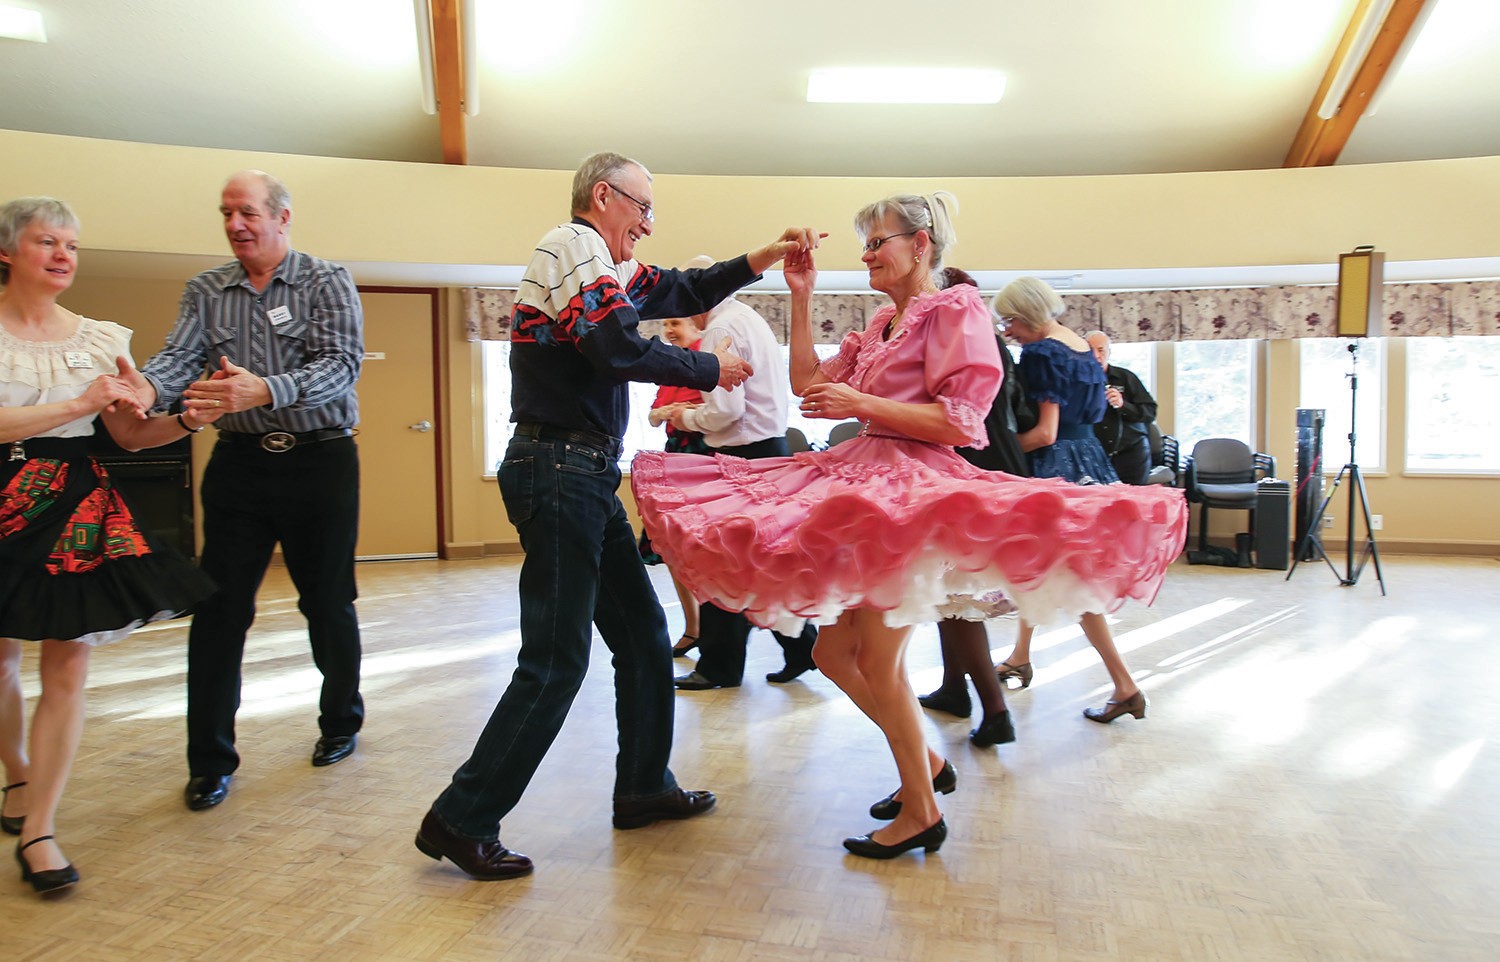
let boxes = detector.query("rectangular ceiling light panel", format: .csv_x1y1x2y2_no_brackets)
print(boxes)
0,4,46,43
807,67,1005,104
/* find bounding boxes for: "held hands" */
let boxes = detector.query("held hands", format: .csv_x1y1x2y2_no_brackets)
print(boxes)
748,227,827,276
85,359,149,419
183,356,272,415
784,247,817,298
713,344,753,391
666,403,704,431
799,382,864,421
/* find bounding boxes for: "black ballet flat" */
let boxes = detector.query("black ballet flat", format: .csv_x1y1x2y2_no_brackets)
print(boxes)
1,781,25,836
16,835,79,894
869,760,956,820
843,817,947,860
917,686,972,718
969,710,1016,747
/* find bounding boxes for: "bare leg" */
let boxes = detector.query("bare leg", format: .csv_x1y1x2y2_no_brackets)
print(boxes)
815,612,943,791
1080,612,1139,702
999,619,1035,667
843,609,942,845
0,639,29,823
670,574,699,639
18,640,90,873
939,620,1007,718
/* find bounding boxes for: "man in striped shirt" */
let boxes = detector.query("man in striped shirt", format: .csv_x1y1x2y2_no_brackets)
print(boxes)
137,170,366,812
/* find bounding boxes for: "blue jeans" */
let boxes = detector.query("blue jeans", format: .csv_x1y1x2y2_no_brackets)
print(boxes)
432,436,678,840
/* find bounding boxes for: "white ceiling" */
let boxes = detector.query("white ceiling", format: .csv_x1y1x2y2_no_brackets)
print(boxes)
4,0,1500,285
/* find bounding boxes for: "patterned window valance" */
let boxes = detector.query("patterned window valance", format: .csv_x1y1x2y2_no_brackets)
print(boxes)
464,280,1500,344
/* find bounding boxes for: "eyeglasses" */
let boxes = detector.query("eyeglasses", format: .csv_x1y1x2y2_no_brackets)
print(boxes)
608,184,654,223
861,230,919,254
994,314,1017,330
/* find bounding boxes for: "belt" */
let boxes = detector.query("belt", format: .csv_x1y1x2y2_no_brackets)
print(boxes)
219,428,353,453
1056,423,1095,441
512,422,622,457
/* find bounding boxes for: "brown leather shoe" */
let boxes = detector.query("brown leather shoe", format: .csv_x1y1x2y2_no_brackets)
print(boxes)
414,809,533,880
612,788,716,830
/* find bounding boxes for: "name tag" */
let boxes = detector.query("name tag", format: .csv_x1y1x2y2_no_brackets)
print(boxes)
64,351,94,369
267,306,293,326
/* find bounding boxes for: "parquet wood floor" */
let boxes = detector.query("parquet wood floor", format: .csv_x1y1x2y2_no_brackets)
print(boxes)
4,555,1497,960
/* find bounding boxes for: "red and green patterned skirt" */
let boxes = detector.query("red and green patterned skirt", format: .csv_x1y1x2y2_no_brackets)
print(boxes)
0,436,214,644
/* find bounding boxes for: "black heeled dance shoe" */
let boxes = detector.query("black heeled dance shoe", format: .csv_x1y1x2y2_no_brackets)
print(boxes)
671,634,699,657
1083,690,1148,724
995,661,1033,690
969,710,1016,747
843,817,948,860
16,835,79,894
917,686,972,718
869,760,956,820
1,781,25,836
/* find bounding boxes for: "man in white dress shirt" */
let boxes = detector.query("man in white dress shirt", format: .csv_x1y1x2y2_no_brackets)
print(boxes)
668,259,818,690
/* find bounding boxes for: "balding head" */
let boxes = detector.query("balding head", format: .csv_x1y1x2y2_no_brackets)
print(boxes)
1085,330,1110,370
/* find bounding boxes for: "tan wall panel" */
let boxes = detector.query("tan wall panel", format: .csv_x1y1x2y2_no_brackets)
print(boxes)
4,130,1499,273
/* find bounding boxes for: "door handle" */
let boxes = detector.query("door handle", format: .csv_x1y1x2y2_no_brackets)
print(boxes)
409,420,433,433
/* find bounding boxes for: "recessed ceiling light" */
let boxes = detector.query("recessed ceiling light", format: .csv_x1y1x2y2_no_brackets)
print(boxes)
0,4,46,43
807,67,1005,105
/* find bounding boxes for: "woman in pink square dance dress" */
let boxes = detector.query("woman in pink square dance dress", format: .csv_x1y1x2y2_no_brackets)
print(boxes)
632,192,1187,860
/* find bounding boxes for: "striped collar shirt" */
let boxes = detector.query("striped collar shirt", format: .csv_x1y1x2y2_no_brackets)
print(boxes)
141,249,364,434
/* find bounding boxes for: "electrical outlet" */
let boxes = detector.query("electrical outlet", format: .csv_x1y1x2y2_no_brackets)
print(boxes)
1322,516,1335,528
1370,514,1383,530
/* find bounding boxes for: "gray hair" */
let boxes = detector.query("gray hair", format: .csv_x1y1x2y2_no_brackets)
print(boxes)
992,276,1066,334
852,191,959,272
572,151,651,216
0,196,80,286
227,169,292,218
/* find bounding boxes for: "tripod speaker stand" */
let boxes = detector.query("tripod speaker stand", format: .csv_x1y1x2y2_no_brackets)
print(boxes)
1287,342,1386,594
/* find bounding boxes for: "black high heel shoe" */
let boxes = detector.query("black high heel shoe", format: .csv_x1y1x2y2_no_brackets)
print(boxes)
917,686,972,718
869,760,956,820
16,836,79,894
671,634,699,657
843,817,947,860
969,710,1016,747
1,781,25,836
995,661,1033,690
1083,690,1147,724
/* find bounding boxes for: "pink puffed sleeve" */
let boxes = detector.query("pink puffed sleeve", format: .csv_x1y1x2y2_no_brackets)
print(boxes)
818,326,868,384
921,288,1003,448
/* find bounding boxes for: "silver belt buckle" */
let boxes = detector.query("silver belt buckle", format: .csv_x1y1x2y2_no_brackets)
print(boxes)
261,431,297,453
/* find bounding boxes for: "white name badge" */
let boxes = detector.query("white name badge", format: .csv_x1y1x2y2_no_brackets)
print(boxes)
267,306,293,326
64,351,94,369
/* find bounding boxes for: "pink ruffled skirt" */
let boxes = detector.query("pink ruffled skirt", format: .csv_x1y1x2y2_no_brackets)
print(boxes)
630,437,1188,630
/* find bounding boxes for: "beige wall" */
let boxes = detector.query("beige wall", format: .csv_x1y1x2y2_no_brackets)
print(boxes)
5,130,1500,273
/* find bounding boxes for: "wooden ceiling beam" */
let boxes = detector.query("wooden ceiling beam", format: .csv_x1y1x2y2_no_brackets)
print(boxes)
1284,0,1430,168
429,0,467,165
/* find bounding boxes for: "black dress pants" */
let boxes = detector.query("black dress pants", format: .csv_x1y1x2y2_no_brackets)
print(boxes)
186,436,364,776
692,435,817,685
1110,434,1152,486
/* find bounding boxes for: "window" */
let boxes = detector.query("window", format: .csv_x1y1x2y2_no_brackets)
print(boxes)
1298,338,1385,472
1406,336,1500,474
1106,341,1155,396
1173,339,1255,455
481,341,843,474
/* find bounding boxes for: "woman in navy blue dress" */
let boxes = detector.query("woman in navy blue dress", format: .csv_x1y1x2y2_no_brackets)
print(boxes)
989,278,1148,723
